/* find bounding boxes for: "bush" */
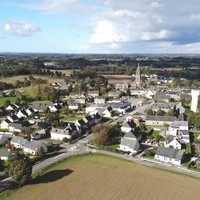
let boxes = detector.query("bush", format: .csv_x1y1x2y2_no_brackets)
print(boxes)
62,137,70,143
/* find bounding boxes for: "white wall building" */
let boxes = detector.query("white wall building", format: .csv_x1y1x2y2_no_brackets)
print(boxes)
191,89,200,113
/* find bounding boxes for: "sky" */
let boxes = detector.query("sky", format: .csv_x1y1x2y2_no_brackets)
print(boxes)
1,0,200,54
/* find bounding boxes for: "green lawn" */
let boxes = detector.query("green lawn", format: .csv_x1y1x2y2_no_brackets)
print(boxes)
0,97,16,106
21,87,36,99
61,114,84,121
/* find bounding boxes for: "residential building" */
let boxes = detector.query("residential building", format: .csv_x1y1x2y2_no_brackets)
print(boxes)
164,135,182,150
118,131,141,153
11,136,29,149
0,149,13,160
94,96,106,104
145,115,177,126
121,121,137,133
154,146,185,165
23,140,47,155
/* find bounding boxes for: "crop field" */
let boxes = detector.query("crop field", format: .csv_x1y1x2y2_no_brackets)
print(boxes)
2,154,200,200
102,75,133,83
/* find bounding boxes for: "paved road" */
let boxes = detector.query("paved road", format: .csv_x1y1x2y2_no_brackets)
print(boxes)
110,101,153,125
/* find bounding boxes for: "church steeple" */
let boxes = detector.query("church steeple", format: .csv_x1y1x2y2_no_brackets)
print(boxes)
135,63,141,86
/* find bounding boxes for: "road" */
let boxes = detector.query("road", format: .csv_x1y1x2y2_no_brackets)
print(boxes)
110,100,153,125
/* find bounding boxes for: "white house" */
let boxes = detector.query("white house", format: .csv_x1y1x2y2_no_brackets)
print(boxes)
69,102,79,110
50,127,76,140
0,119,10,129
5,104,19,111
16,109,28,119
11,136,28,149
145,89,156,99
0,135,9,145
164,135,182,150
8,122,28,133
121,121,137,133
154,146,185,165
23,140,47,155
26,107,35,116
166,121,189,136
0,149,13,160
145,115,177,126
7,114,19,123
118,131,140,153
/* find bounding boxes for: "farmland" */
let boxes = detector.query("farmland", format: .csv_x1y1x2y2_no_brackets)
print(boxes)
102,74,133,83
0,75,65,85
2,154,200,200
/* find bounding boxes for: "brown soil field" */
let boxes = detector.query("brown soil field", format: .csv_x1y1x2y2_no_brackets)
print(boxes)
3,154,200,200
102,75,133,83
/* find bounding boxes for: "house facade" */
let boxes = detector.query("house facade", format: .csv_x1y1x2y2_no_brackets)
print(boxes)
154,146,185,165
119,131,141,153
145,115,177,126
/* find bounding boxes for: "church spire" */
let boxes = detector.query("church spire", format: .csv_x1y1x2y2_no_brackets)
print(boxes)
135,63,141,86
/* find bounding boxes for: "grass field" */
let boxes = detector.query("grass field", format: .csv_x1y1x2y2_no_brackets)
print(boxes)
0,97,16,106
2,154,200,200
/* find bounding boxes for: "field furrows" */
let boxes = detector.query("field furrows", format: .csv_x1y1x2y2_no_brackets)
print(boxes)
6,155,200,200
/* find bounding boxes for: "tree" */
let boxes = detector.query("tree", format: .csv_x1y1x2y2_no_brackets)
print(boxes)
25,127,35,139
185,143,192,155
146,109,153,115
166,109,175,116
35,146,45,158
156,108,165,116
4,99,11,107
92,124,121,146
32,84,58,101
5,154,32,186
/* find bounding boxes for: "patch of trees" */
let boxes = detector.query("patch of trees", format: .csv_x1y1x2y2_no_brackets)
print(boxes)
92,123,122,146
32,84,59,101
4,152,32,186
185,109,200,130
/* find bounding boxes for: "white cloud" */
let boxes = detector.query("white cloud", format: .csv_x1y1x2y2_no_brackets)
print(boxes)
7,0,101,15
78,44,91,51
149,2,160,8
6,0,200,53
141,30,174,40
90,20,127,44
68,44,91,53
4,20,41,37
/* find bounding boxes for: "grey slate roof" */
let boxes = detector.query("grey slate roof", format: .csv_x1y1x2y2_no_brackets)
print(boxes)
11,136,28,146
146,115,177,122
124,130,141,140
0,149,12,158
24,140,46,151
122,121,136,129
165,135,175,144
120,138,139,150
156,146,184,160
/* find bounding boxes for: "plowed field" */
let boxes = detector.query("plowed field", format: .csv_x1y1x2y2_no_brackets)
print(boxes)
4,154,200,200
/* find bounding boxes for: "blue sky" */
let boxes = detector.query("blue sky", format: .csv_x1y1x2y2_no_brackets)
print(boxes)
1,0,200,54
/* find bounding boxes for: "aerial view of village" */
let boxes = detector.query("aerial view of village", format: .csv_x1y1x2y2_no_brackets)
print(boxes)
1,0,200,200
